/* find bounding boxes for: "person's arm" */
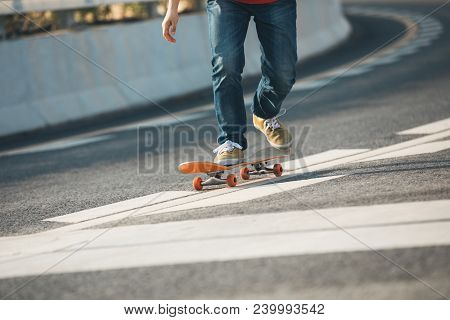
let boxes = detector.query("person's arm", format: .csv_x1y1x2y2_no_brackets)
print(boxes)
162,0,180,43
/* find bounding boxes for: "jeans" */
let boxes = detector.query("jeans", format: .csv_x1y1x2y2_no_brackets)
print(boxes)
207,0,297,150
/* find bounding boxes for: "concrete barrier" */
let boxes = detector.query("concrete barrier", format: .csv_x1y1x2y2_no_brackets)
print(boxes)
0,0,350,137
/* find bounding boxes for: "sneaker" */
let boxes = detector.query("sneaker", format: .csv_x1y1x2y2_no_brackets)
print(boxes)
253,110,293,149
213,141,244,166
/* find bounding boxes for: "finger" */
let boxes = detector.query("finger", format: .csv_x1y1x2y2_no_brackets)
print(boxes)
161,21,168,38
162,21,175,43
170,24,177,35
164,30,176,43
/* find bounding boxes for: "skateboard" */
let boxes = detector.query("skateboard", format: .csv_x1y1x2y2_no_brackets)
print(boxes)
178,155,287,191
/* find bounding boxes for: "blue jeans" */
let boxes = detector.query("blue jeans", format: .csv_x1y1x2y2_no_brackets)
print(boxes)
207,0,297,150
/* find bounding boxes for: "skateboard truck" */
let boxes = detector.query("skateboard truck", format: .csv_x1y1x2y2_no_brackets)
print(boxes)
240,162,283,180
193,171,237,191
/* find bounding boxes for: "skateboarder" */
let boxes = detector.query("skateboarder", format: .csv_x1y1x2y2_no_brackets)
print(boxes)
162,0,297,165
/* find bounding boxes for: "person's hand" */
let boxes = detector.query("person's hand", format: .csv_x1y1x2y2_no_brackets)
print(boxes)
162,10,179,43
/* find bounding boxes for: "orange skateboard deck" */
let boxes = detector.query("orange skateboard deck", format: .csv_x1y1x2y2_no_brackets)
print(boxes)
178,155,287,191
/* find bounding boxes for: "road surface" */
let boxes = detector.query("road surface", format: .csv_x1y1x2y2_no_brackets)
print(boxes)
0,0,449,299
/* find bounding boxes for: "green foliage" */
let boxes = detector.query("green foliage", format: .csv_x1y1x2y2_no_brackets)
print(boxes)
0,1,202,40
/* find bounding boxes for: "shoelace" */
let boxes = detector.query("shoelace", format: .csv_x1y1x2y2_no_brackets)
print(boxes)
213,140,243,154
264,118,281,130
263,108,287,131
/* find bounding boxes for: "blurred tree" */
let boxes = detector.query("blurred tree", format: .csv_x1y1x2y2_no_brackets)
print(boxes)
4,11,57,39
1,0,206,40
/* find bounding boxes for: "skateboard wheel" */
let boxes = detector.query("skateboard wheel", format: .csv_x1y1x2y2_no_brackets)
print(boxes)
193,176,203,191
273,164,283,177
226,174,237,187
240,167,250,180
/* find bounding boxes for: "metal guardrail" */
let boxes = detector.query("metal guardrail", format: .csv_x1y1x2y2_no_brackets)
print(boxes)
0,0,159,15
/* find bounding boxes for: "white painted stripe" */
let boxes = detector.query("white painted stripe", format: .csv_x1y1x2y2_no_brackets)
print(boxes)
358,141,450,162
0,111,210,157
292,79,331,91
34,150,363,232
413,39,432,47
403,43,425,51
35,130,450,233
396,46,418,55
282,149,369,171
369,55,401,66
310,129,450,170
27,130,450,234
119,111,210,132
1,135,113,156
0,200,448,279
420,29,442,36
422,29,443,36
0,202,441,257
142,176,343,215
340,66,373,76
45,191,196,224
398,118,450,135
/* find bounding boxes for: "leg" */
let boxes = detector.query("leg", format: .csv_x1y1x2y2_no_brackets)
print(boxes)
207,0,251,149
252,0,298,119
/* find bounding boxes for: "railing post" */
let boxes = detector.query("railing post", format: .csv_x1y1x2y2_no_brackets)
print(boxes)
144,1,158,19
58,9,75,28
0,16,4,40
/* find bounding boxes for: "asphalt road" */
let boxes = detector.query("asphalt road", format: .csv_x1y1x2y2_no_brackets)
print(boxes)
0,1,449,299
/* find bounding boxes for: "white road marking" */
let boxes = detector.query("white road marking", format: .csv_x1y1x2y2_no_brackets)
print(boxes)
398,118,450,135
340,66,374,76
117,111,210,131
38,149,364,232
0,200,448,279
33,176,344,235
0,111,210,157
318,129,450,170
45,191,196,224
0,126,449,277
0,135,114,156
281,149,369,170
358,140,450,162
37,129,450,233
414,38,432,45
291,79,331,91
142,176,343,215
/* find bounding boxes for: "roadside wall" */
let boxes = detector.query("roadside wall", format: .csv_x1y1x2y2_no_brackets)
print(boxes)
0,0,351,137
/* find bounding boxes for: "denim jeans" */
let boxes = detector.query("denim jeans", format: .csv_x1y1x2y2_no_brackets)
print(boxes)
207,0,297,150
